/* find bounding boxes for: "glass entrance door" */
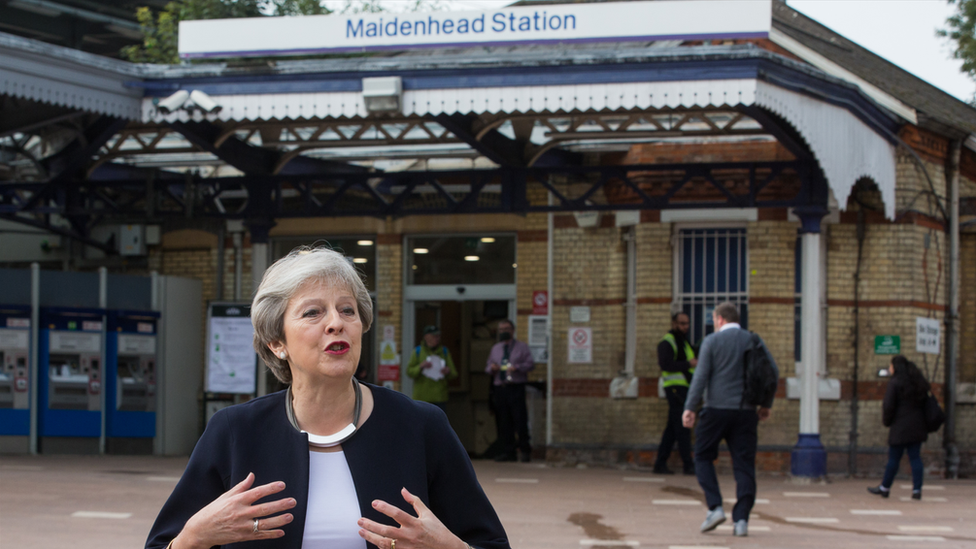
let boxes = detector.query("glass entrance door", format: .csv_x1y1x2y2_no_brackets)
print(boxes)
404,297,513,456
402,233,517,455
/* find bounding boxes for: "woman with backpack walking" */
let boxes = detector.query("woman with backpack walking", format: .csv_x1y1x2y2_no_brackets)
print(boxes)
867,355,931,500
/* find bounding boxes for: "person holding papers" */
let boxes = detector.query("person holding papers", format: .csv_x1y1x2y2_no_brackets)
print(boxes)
406,325,457,411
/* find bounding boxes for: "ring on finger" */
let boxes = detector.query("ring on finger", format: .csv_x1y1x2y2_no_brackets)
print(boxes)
253,518,260,534
391,539,396,549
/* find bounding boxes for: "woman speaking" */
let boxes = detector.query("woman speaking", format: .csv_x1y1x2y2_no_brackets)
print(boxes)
146,246,510,549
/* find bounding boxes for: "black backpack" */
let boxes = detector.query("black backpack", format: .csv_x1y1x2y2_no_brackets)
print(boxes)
924,392,945,433
741,332,777,408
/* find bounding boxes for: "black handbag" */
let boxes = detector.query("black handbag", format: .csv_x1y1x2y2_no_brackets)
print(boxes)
924,393,945,433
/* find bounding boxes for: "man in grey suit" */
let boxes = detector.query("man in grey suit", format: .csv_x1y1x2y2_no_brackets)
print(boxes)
682,302,778,538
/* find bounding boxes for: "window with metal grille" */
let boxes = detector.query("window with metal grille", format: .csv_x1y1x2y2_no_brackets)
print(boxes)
675,228,749,345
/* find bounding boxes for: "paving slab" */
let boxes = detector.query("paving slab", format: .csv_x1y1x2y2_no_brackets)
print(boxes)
1,455,975,549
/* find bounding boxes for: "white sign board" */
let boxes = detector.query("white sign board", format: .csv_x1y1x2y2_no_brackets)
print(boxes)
527,315,548,347
50,331,101,353
0,328,29,350
527,315,549,364
117,334,156,355
179,0,771,59
206,305,257,394
567,327,592,364
570,306,590,323
916,317,940,355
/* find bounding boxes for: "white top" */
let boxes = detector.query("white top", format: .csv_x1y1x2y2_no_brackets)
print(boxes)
719,322,741,332
303,451,367,549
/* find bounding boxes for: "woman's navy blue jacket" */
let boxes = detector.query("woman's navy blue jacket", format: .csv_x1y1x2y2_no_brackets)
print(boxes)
146,384,510,549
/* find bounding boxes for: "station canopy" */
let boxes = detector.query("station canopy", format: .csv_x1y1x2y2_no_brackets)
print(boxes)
4,0,973,250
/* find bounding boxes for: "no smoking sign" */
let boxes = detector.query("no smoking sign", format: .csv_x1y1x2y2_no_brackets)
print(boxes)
532,291,548,314
567,327,592,363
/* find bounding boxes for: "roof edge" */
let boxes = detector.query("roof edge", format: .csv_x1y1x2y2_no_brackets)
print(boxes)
768,27,917,125
0,31,142,78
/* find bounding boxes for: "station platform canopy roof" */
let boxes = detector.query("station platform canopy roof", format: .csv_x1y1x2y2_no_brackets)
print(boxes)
2,0,975,245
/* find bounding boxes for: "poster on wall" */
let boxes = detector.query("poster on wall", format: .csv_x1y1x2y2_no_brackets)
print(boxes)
206,303,257,394
915,317,940,355
528,315,549,363
377,332,400,383
567,327,592,364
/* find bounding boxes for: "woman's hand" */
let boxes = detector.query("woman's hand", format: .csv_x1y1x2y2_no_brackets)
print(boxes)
358,487,466,549
174,472,296,549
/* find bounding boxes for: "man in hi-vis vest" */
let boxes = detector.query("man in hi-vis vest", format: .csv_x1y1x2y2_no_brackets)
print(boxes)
653,311,697,475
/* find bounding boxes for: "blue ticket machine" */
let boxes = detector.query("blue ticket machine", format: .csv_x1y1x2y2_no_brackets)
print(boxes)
0,306,32,447
106,310,159,444
38,308,105,448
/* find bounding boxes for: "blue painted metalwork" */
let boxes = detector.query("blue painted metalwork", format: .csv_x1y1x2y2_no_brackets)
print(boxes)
105,310,160,439
37,307,105,440
0,305,32,437
1,159,816,223
794,205,829,234
791,433,827,478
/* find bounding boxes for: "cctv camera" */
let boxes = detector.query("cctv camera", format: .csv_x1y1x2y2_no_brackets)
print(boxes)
155,90,189,114
189,90,222,114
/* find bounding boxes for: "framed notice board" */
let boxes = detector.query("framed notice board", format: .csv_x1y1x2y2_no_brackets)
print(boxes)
205,302,257,394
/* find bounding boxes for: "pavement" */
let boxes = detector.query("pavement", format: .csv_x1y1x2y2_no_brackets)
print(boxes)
1,454,974,549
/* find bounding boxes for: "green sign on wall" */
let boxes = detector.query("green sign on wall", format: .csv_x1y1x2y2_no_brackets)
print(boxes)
874,335,901,354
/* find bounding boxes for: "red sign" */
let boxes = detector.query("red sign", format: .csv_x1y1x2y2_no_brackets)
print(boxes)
532,291,548,315
378,364,400,382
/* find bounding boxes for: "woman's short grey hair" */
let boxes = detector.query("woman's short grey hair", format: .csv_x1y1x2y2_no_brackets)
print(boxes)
252,245,373,384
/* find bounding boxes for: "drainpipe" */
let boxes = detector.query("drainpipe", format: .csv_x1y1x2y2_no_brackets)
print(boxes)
233,232,243,301
546,193,554,447
849,208,866,476
98,267,107,455
215,223,225,301
29,263,39,455
624,226,637,377
944,139,961,479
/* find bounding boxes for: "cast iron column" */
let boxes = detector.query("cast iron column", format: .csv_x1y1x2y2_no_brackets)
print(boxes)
247,219,274,397
792,206,828,478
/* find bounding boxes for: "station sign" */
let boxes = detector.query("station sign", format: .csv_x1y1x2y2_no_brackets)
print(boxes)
179,0,771,59
874,335,900,355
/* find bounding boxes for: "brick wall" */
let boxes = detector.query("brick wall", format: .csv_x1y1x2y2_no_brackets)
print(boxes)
142,137,976,472
375,229,402,388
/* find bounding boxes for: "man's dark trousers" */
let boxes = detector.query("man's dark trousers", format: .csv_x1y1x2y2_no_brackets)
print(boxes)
494,383,530,457
694,407,759,522
655,386,693,471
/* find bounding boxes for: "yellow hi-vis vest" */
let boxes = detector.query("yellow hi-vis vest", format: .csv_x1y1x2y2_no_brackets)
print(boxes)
661,333,695,388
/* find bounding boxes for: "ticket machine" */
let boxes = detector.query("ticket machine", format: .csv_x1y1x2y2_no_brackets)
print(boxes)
106,310,159,444
38,307,105,444
0,306,31,441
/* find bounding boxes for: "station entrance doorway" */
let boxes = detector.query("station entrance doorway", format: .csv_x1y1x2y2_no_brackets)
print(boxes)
403,294,514,456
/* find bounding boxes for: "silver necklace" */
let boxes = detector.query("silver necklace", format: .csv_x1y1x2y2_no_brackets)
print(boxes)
287,378,362,448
